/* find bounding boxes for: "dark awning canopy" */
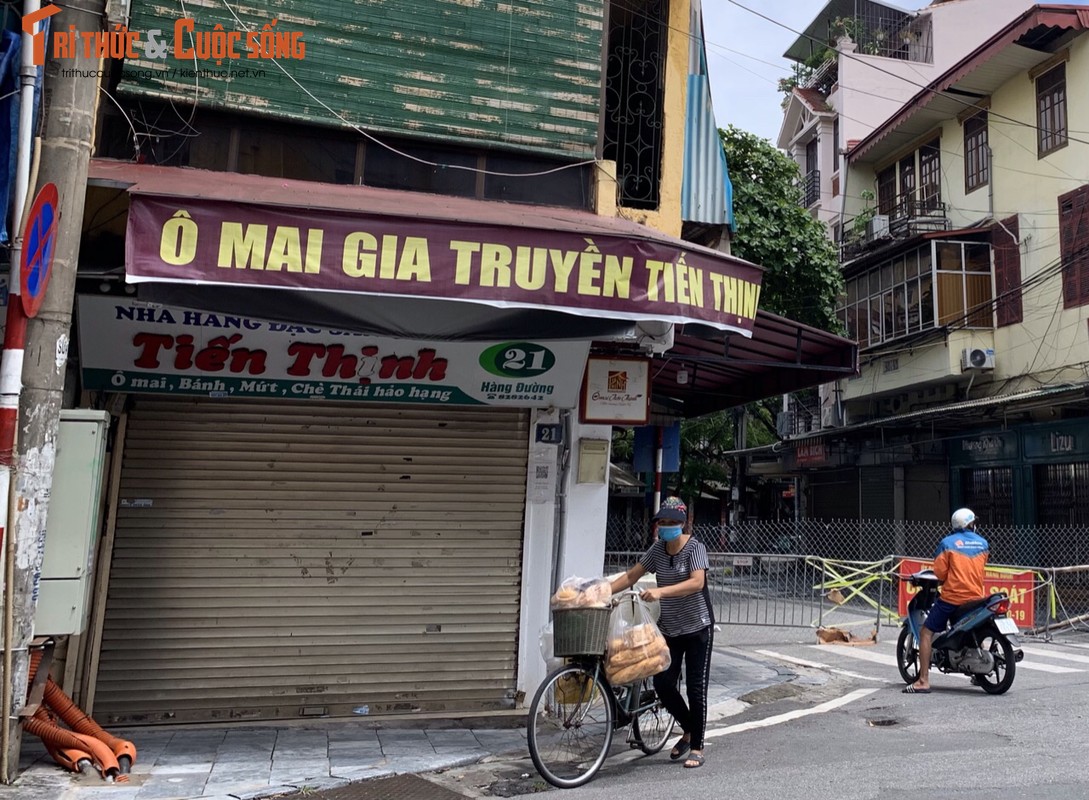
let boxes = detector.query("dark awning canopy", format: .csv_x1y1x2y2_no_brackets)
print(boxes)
86,159,858,419
650,313,858,418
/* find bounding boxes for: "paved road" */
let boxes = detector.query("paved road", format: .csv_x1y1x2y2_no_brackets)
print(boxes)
537,631,1089,800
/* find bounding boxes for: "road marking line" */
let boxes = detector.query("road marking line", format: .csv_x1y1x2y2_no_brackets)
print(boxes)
704,688,878,739
1019,645,1089,665
1018,661,1082,674
811,644,1082,674
755,649,887,683
807,645,898,667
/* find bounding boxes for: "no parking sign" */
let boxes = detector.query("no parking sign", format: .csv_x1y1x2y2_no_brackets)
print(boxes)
20,183,59,318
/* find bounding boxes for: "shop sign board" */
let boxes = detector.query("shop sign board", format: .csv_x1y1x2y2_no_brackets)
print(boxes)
948,430,1018,465
897,558,1035,627
125,195,764,335
77,296,590,407
1022,419,1089,461
579,356,650,425
795,441,828,466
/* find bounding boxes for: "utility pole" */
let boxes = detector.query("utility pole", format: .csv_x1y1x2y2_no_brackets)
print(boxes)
2,0,103,780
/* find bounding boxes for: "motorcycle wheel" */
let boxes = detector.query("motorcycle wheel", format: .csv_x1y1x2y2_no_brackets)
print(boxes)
975,635,1016,695
896,626,920,684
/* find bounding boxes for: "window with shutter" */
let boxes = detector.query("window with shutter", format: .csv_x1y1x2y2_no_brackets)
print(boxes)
877,166,896,215
898,154,916,218
1059,186,1089,308
991,216,1022,326
919,140,941,211
964,113,989,193
1037,64,1068,157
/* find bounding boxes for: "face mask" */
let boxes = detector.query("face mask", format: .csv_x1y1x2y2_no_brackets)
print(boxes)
658,525,683,542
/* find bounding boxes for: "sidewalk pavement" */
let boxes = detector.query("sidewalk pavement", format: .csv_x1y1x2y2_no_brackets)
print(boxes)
5,645,793,800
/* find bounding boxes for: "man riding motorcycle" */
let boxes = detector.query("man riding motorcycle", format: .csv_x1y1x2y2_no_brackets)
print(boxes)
904,507,989,694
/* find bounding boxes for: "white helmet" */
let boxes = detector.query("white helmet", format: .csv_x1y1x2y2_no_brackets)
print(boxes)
951,508,976,531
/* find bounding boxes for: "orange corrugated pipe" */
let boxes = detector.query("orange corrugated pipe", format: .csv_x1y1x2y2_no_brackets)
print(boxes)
43,740,95,775
27,648,133,777
43,679,137,772
23,712,121,780
33,707,91,773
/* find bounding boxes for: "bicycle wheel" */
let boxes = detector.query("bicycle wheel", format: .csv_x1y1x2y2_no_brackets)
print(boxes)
631,678,674,755
527,663,614,788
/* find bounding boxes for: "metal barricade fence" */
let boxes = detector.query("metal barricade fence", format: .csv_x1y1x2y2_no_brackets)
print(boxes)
604,516,1089,640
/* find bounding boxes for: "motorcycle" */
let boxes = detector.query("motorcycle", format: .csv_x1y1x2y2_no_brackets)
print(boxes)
896,569,1024,694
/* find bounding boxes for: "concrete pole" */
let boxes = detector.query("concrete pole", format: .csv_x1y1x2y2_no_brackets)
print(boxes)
2,0,103,780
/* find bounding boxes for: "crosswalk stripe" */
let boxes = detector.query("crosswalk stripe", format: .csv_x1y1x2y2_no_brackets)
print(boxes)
1018,660,1082,674
1019,645,1089,665
808,643,1082,674
807,645,897,667
755,649,888,683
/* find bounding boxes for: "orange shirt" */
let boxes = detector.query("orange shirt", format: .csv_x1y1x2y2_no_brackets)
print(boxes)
932,530,989,605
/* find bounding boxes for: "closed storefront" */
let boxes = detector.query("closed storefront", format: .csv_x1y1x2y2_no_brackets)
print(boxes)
904,464,948,522
92,398,529,724
960,466,1015,525
859,467,894,519
1035,462,1089,525
808,468,860,520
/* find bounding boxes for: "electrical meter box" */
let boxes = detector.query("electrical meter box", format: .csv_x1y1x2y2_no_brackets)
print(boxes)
33,410,111,636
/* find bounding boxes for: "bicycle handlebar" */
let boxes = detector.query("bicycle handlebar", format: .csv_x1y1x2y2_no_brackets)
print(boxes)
610,589,643,607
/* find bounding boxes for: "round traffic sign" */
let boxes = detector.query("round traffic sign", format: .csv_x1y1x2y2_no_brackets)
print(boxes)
20,182,60,318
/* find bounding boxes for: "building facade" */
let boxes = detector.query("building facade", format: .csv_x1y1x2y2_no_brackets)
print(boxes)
768,5,1089,528
777,0,1041,238
1,0,856,730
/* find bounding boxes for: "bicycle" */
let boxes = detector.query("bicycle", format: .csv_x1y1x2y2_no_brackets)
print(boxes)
526,591,676,789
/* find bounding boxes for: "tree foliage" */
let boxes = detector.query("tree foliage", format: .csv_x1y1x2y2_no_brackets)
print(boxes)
611,129,844,519
719,125,843,332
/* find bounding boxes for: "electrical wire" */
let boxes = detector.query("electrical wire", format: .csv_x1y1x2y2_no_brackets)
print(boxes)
726,0,1089,150
217,0,598,179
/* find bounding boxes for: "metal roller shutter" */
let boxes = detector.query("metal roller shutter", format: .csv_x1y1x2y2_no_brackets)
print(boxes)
94,398,529,725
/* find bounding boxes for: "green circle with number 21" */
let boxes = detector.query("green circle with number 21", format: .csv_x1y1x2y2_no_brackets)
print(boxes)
479,342,556,378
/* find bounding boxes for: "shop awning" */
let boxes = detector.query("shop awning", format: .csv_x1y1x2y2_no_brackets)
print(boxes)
87,159,858,416
89,159,763,336
649,314,858,417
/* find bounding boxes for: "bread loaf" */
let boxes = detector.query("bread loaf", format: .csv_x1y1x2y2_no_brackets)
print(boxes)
607,646,645,670
608,658,665,686
624,624,658,648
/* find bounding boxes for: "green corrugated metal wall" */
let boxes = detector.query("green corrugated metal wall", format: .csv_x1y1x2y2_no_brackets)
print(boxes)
118,0,603,158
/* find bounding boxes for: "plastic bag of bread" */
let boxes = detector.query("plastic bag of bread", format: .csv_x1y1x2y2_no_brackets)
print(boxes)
550,576,613,609
604,596,671,685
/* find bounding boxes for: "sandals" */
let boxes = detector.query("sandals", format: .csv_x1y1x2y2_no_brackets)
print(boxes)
684,753,705,769
669,739,691,761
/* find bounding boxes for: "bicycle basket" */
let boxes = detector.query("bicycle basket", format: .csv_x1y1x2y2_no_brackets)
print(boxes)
552,607,610,657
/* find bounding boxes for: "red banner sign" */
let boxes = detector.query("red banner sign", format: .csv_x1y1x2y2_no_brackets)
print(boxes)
124,195,763,334
897,558,1035,627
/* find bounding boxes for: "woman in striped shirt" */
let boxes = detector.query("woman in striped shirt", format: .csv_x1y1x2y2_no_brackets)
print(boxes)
609,496,714,769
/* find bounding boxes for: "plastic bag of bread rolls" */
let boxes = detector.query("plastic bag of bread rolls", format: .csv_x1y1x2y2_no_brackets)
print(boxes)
604,597,671,685
549,576,613,609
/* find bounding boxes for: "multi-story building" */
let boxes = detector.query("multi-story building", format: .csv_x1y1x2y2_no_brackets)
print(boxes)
778,0,1042,238
2,0,855,734
771,4,1089,531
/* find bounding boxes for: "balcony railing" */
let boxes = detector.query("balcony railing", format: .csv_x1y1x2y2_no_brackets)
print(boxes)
840,199,950,262
802,170,820,208
888,198,949,236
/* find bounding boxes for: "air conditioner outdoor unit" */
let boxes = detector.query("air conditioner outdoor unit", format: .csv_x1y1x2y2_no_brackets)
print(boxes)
866,214,890,240
961,347,996,371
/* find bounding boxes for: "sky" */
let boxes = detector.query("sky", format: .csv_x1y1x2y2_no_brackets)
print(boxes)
701,0,931,145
